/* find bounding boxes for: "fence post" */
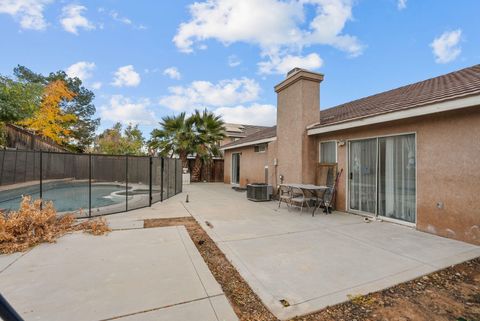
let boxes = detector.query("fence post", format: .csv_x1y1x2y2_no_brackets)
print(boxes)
0,149,6,185
160,158,164,202
125,155,129,211
88,153,92,218
39,150,43,210
174,159,177,195
149,156,153,207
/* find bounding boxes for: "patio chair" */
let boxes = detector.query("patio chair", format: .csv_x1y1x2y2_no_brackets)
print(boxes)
290,187,316,213
278,185,291,209
311,188,328,217
320,169,343,214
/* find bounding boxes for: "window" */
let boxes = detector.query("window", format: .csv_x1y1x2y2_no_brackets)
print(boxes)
254,144,267,153
319,141,337,163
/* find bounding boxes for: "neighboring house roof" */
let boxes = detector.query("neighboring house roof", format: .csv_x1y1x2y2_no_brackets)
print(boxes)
310,64,480,130
221,126,277,150
224,123,269,138
221,64,480,149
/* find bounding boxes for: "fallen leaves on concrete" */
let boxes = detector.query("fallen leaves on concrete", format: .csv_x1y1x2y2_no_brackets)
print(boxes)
0,196,111,254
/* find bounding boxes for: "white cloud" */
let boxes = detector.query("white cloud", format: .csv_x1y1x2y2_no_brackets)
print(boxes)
112,65,141,87
91,82,102,90
66,61,96,81
163,67,181,80
173,0,363,57
215,104,276,126
100,95,156,125
430,29,462,64
109,10,146,30
60,4,95,35
258,52,323,75
228,55,242,67
397,0,407,10
0,0,52,30
159,78,261,112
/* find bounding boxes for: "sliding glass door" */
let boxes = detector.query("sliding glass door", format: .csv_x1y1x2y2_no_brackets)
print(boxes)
348,134,416,223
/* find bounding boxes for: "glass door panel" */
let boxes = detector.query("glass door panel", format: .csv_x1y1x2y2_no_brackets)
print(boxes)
231,153,240,184
349,139,377,214
378,134,416,223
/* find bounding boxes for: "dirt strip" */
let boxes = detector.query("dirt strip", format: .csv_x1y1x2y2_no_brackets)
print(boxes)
144,217,480,321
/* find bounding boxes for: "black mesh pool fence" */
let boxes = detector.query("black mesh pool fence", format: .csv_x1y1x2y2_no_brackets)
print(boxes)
0,149,183,218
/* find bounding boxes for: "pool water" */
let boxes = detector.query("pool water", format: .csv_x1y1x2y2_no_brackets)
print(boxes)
0,183,126,213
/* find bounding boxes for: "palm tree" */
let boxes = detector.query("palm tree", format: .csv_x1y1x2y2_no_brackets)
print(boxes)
148,112,195,169
190,109,226,182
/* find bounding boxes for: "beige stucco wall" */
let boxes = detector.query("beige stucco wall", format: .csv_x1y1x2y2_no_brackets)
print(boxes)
276,72,322,185
312,106,480,245
224,145,269,186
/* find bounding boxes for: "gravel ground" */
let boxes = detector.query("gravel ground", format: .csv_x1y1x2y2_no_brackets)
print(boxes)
144,217,480,321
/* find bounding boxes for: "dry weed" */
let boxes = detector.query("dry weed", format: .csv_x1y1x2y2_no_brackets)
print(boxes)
0,196,110,254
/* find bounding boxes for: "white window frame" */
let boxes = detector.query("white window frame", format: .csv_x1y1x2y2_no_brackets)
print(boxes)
254,143,267,153
319,140,337,163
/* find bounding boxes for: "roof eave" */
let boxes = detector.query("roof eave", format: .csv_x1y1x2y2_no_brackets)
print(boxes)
308,94,480,136
220,137,277,151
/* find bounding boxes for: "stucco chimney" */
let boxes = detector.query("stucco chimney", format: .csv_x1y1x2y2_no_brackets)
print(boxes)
274,68,324,184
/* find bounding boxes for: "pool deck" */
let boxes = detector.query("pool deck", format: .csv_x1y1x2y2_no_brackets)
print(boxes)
0,205,237,321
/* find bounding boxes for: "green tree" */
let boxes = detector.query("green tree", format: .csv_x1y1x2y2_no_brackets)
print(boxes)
0,76,43,123
95,123,145,155
148,112,196,169
14,65,99,151
190,109,225,182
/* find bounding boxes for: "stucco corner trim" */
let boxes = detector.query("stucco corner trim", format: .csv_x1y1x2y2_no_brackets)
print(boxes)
307,94,480,136
220,137,277,151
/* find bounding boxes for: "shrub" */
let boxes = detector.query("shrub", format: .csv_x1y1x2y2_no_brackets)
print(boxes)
0,196,110,254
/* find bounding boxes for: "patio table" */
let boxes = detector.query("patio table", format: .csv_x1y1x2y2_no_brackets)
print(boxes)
280,183,329,215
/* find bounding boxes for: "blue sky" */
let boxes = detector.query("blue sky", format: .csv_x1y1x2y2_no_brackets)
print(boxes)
1,0,479,136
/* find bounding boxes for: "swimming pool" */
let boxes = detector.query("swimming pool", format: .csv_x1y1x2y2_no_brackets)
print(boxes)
0,182,127,213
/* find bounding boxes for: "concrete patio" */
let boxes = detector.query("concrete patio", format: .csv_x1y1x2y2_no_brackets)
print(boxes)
183,183,480,320
0,222,237,321
1,183,479,321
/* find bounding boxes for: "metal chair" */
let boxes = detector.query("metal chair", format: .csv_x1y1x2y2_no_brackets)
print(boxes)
290,187,316,213
278,185,291,209
312,188,328,216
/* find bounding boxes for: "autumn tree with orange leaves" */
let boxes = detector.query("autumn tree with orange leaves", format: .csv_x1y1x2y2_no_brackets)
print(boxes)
19,80,77,144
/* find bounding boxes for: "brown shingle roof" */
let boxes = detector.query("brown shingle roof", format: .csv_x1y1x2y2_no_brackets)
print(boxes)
221,65,480,149
221,126,276,149
312,64,480,129
224,123,269,138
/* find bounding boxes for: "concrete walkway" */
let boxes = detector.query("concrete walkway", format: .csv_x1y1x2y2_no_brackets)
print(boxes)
183,183,480,320
0,215,237,321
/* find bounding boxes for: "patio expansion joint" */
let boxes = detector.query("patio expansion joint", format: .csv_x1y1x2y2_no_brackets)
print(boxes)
175,225,221,321
99,294,225,321
325,225,438,268
0,249,31,274
217,222,364,244
290,263,434,307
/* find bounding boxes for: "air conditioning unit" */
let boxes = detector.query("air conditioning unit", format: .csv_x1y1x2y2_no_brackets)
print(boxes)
246,183,273,202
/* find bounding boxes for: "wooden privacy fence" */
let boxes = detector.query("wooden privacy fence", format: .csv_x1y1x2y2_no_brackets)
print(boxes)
5,124,68,152
187,159,224,182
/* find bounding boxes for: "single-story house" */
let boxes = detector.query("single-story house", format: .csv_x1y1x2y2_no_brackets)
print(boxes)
220,65,480,245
